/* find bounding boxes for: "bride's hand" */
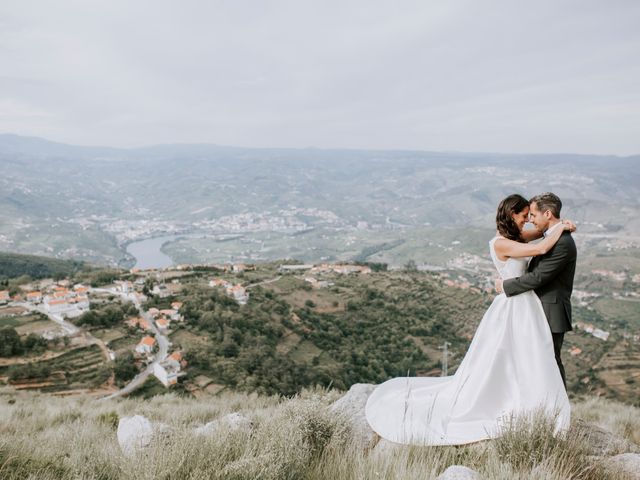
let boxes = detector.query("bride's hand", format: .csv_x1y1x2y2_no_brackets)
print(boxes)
561,219,576,232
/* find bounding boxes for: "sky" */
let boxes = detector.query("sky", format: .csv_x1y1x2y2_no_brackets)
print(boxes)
1,0,639,155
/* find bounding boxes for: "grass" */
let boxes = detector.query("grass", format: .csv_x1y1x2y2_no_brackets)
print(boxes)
0,387,637,480
593,297,640,328
92,327,128,344
0,316,23,328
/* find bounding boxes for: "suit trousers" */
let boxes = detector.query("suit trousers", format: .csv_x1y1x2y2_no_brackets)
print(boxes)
552,332,567,390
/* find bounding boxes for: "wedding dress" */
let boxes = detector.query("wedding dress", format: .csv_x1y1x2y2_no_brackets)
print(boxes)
365,236,570,445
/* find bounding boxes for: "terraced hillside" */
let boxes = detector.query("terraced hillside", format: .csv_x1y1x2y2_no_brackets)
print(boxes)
2,345,111,394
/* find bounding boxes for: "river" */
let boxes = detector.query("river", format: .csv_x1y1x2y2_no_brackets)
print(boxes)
125,234,200,270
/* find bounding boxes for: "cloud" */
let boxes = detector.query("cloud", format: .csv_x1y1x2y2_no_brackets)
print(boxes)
0,0,638,154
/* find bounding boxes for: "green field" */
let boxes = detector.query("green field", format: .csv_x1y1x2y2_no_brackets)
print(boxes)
593,297,640,328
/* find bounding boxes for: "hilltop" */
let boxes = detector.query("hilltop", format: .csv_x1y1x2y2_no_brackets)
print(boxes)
0,386,638,479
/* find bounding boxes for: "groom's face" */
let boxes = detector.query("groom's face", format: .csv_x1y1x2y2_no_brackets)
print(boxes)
529,201,550,232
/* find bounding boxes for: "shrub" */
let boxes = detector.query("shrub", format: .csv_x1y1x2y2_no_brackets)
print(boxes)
96,410,120,430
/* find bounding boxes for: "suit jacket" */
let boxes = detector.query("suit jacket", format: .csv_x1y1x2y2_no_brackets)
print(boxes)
503,231,577,333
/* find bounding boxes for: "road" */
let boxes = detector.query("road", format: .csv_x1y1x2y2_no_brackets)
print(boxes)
15,302,79,335
246,275,282,289
96,288,170,400
12,301,114,364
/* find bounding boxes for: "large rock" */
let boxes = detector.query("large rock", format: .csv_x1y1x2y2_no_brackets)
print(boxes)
193,412,253,436
117,415,172,457
329,383,378,449
604,453,640,479
572,419,639,456
436,465,482,480
117,415,154,457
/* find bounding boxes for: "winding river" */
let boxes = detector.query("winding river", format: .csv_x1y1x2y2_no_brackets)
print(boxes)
125,234,201,270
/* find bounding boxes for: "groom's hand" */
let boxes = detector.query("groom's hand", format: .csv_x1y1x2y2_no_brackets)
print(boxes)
495,278,504,294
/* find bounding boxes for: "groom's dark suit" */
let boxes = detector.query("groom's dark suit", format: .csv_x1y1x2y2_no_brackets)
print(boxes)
503,230,577,388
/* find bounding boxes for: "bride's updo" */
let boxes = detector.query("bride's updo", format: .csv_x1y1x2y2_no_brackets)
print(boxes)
496,194,529,241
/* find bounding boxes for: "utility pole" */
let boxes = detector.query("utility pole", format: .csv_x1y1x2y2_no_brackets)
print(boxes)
438,341,451,377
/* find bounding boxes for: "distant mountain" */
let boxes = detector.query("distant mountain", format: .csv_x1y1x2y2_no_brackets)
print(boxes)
0,133,638,266
0,133,122,158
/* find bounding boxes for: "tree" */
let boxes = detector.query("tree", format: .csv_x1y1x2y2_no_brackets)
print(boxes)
404,259,418,272
114,351,138,384
23,333,47,353
0,327,23,356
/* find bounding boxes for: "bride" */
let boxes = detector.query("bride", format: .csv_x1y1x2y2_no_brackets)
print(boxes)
365,194,573,446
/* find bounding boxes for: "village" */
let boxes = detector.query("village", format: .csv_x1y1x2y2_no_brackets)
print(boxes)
0,259,383,395
99,207,347,245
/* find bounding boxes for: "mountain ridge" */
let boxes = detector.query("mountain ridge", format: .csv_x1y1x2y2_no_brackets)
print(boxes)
2,132,639,159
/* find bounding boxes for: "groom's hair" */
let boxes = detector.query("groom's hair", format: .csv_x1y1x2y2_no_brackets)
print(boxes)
530,192,562,218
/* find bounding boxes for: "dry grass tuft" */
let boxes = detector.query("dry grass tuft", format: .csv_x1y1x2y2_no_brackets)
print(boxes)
0,387,637,480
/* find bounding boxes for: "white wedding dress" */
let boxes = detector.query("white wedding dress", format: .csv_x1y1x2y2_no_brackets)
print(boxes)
365,236,570,445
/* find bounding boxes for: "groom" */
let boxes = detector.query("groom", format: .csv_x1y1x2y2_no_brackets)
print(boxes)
496,192,577,389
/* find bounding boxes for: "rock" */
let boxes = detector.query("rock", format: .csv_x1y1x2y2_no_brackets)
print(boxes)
194,412,253,436
436,465,482,480
604,453,640,479
329,383,378,449
117,415,174,457
117,415,154,457
572,419,639,456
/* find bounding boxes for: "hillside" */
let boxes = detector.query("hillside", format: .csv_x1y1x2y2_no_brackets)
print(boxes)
1,262,638,406
0,386,638,479
0,251,90,281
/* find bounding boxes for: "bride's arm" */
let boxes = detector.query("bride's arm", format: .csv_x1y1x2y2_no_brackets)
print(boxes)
494,223,571,259
521,229,543,242
521,219,576,243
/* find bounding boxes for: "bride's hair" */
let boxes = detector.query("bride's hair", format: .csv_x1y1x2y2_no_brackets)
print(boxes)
496,194,529,241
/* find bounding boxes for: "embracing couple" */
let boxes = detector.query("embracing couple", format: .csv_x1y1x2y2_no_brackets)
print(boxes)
366,192,577,446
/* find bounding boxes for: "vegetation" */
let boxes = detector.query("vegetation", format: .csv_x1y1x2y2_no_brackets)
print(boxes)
3,345,110,392
71,302,138,328
0,252,88,281
0,327,48,357
169,271,488,396
114,351,138,385
0,387,637,479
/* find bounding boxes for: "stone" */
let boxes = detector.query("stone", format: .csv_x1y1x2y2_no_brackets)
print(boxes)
117,415,154,457
572,419,639,456
436,465,482,480
329,383,378,449
117,415,174,456
194,412,253,436
604,453,640,479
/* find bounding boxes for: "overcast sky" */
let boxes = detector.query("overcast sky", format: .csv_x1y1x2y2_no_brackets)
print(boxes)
1,0,639,154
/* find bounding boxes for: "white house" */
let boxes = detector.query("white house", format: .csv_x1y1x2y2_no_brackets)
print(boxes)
26,291,43,303
229,285,249,305
135,336,156,355
153,357,181,387
155,318,169,334
0,290,10,304
44,298,72,314
160,309,182,321
592,329,610,341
